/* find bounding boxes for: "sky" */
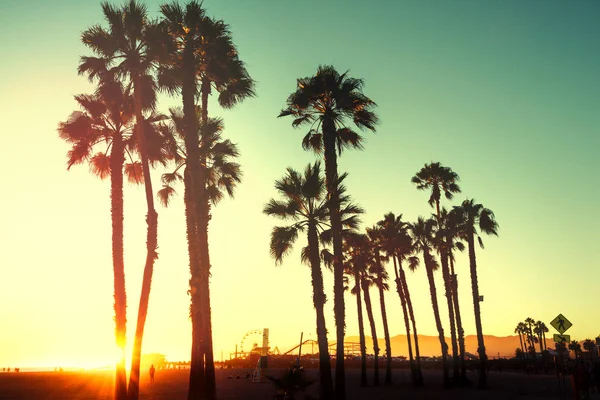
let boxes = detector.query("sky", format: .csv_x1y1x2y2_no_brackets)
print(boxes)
1,0,599,368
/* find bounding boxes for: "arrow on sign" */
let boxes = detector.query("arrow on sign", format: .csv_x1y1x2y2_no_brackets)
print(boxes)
553,334,570,343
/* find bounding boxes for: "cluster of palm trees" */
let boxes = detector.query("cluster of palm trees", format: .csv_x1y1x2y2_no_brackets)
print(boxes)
266,63,499,398
57,1,499,399
58,1,253,400
514,319,549,358
568,339,598,359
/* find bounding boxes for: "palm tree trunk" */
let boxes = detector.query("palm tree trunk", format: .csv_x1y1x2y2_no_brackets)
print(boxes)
361,279,380,386
377,281,392,384
355,272,368,387
392,257,415,385
424,250,450,388
440,248,459,384
197,77,216,399
399,264,424,385
449,255,466,383
182,45,207,400
322,121,346,400
308,225,334,400
128,77,159,400
518,331,524,356
467,234,487,389
110,133,127,400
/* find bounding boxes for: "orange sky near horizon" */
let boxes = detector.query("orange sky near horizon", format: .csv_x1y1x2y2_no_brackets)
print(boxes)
1,0,599,369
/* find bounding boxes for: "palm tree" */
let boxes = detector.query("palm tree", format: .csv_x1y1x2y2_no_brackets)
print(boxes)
445,208,468,382
412,162,461,382
534,321,547,353
431,209,460,383
366,226,392,385
343,232,370,387
454,199,499,389
524,317,537,359
79,3,168,398
514,323,526,356
377,213,423,386
279,65,378,400
409,217,450,388
569,341,582,359
583,339,596,359
263,163,362,400
159,6,254,395
360,257,380,386
58,79,137,400
263,162,332,399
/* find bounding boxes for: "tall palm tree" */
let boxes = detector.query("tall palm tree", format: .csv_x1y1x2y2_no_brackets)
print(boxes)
264,162,331,399
279,65,378,400
58,80,136,400
514,323,525,355
524,317,537,358
412,162,461,382
534,321,546,353
583,339,596,359
366,226,392,385
569,341,582,359
158,4,254,397
79,3,169,398
445,208,468,382
263,163,362,400
158,110,242,399
377,213,423,386
454,199,499,389
343,232,370,387
360,259,380,386
409,217,450,388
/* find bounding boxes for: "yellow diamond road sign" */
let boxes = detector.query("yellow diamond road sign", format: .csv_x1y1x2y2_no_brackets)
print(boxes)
550,313,572,334
553,334,570,343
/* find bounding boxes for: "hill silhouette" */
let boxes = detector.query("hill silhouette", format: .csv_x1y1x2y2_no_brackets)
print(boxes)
345,334,551,358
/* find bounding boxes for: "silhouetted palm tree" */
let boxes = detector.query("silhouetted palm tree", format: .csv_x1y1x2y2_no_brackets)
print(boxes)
583,339,596,359
524,318,536,358
58,80,137,400
409,217,450,388
158,4,253,396
378,213,423,386
79,3,169,397
514,323,526,355
279,65,378,400
366,226,392,384
569,341,582,358
360,258,380,386
445,208,468,381
454,199,499,389
343,232,370,387
412,162,461,382
264,162,332,399
263,163,361,400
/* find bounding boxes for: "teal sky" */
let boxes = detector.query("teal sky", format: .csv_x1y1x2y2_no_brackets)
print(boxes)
0,0,598,367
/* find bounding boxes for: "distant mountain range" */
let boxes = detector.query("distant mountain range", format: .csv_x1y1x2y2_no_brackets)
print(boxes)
345,334,552,358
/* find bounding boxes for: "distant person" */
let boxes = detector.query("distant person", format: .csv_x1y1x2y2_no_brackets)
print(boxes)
149,364,155,383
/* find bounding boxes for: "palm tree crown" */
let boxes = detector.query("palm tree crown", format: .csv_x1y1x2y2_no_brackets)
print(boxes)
279,65,378,154
158,107,242,207
411,162,461,215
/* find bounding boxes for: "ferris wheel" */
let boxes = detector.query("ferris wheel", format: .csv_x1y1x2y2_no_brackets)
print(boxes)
240,330,264,354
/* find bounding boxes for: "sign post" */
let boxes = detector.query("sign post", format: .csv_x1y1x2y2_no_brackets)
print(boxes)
550,313,573,400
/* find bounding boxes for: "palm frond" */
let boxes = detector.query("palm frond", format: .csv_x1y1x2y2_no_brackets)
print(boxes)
125,161,143,184
89,152,111,179
157,185,177,207
270,226,299,264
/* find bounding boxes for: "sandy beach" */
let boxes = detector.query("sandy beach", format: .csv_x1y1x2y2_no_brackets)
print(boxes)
0,367,584,400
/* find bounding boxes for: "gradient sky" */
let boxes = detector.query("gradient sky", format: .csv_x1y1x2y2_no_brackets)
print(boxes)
1,0,599,368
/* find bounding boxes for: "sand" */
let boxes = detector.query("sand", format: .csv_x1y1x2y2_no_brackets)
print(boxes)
0,367,590,399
